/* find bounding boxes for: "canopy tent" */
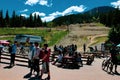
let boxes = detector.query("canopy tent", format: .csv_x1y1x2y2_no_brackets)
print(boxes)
0,40,9,45
117,44,120,47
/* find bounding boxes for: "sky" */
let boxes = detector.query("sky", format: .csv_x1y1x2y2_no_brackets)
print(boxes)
0,0,120,22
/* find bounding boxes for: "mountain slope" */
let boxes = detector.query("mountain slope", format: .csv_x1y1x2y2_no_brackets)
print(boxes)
52,6,115,26
84,6,115,15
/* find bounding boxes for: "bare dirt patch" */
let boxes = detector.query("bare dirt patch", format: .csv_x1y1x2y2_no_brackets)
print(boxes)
56,23,110,51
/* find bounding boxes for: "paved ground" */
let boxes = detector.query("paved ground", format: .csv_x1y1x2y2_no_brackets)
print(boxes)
0,58,120,80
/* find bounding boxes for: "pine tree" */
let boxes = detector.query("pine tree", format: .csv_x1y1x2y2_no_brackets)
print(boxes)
0,10,3,27
37,15,42,27
5,10,10,27
11,11,16,27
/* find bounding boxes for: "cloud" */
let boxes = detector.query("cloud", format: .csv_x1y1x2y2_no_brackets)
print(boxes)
25,0,53,7
49,5,86,17
25,0,39,6
41,16,55,22
50,11,62,16
41,11,61,22
111,0,120,8
41,5,86,22
62,5,86,16
20,14,29,17
39,0,53,7
32,12,46,16
20,9,28,12
39,0,47,5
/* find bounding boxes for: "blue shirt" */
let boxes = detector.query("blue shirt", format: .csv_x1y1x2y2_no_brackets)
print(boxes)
11,44,17,54
29,44,34,52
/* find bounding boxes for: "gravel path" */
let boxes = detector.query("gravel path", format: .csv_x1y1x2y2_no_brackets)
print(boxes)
0,58,120,80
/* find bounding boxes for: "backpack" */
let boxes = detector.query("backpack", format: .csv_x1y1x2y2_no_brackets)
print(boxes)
9,45,12,53
39,50,44,59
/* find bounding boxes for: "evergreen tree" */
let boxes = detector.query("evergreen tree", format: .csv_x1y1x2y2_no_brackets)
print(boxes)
32,13,36,27
108,28,120,45
5,10,10,27
106,8,120,44
29,13,34,27
112,8,120,28
43,21,47,27
36,15,42,27
0,10,3,27
11,11,16,27
19,15,26,27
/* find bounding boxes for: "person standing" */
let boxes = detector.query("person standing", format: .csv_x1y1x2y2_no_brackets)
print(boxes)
25,37,30,54
40,44,51,80
0,43,3,62
101,43,105,57
10,41,17,67
28,42,34,68
0,47,2,62
25,37,30,47
30,42,41,77
110,45,119,74
83,43,86,54
95,46,98,52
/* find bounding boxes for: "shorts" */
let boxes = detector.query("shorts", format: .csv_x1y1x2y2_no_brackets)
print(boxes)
111,58,118,65
42,62,49,73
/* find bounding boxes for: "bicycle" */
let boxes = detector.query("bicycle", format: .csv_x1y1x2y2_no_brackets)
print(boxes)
102,57,113,73
17,47,29,57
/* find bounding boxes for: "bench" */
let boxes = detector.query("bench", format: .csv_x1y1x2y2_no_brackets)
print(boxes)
81,54,94,65
51,52,94,65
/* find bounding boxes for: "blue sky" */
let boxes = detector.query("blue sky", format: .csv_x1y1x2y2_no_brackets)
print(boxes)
0,0,120,22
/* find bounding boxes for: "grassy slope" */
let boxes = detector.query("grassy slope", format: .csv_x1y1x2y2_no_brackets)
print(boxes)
0,28,68,46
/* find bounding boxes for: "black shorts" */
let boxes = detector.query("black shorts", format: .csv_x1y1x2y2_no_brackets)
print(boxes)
111,59,118,65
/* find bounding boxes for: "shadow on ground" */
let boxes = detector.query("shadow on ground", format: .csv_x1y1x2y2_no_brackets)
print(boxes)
0,61,28,68
55,63,81,69
23,72,49,80
102,68,120,76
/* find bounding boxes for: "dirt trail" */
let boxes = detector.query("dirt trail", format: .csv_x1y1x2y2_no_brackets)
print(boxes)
85,34,107,50
56,23,110,51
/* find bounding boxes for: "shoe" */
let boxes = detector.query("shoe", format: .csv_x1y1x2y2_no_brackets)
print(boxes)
35,73,39,77
29,72,32,75
52,62,55,65
38,75,42,79
13,64,15,66
115,71,119,74
46,76,50,80
10,64,14,67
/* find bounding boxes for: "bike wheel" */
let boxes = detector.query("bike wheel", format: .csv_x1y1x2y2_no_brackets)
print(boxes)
102,60,105,70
